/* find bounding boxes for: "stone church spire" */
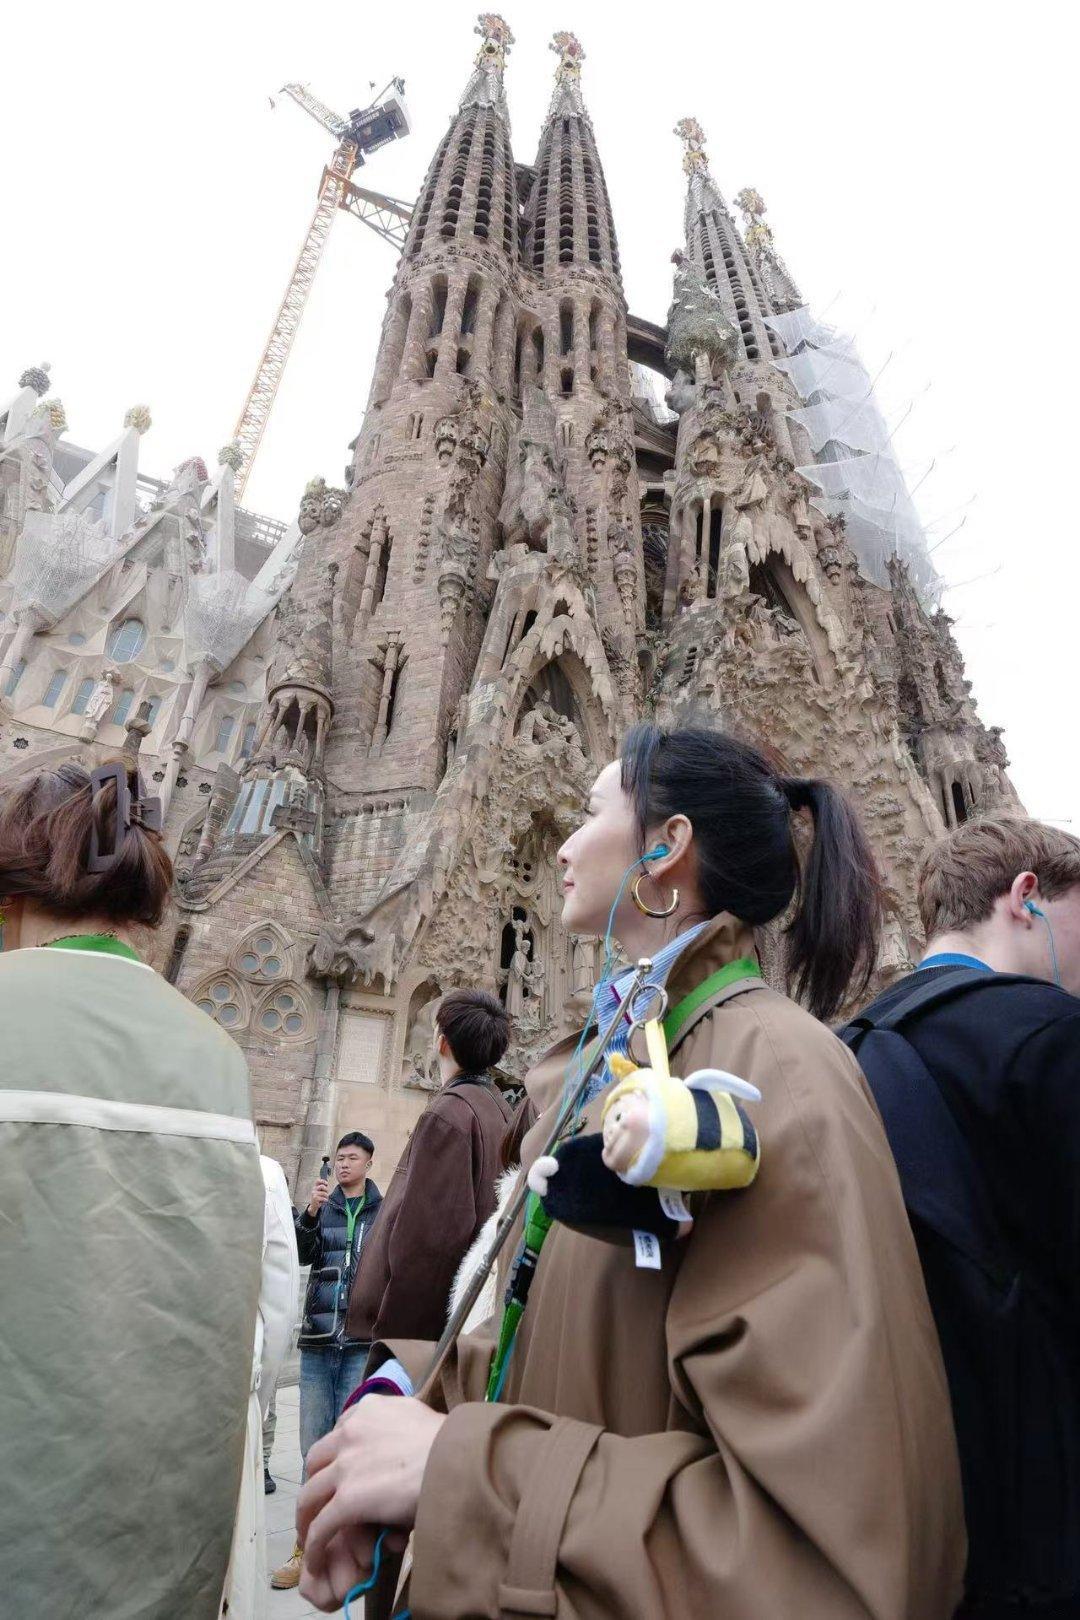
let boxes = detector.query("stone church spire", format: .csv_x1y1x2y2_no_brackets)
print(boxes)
398,13,518,270
524,32,621,286
674,117,780,365
366,14,520,411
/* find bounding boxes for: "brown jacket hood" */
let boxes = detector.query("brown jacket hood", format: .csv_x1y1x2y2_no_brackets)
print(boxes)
380,920,965,1619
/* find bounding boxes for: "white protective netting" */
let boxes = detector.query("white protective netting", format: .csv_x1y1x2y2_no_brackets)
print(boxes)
184,569,274,672
10,510,123,617
765,306,940,601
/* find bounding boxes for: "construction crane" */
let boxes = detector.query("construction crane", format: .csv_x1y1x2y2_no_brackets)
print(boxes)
231,79,414,499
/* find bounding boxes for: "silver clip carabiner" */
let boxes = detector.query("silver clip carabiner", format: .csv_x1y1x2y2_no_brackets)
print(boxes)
628,981,668,1034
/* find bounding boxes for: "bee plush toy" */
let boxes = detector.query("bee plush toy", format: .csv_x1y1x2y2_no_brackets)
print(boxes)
528,1017,761,1242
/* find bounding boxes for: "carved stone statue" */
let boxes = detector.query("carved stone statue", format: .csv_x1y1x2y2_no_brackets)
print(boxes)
80,668,120,737
498,386,574,553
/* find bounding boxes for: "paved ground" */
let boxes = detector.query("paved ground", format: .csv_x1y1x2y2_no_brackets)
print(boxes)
263,1381,337,1620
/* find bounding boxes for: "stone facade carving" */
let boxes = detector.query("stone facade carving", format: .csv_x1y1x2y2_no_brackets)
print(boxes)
0,27,1020,1192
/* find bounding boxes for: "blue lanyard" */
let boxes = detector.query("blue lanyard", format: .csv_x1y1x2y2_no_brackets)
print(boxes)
917,951,993,973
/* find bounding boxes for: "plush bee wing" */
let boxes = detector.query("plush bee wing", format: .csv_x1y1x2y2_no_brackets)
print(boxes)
608,1053,637,1082
684,1067,762,1104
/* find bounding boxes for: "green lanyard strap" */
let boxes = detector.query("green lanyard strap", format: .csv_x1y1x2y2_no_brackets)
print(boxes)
41,933,141,963
484,957,762,1402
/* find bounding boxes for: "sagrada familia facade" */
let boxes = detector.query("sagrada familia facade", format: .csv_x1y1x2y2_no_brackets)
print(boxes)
0,18,1018,1188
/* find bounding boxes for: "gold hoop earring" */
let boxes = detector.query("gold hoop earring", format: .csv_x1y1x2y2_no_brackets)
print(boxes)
631,872,679,919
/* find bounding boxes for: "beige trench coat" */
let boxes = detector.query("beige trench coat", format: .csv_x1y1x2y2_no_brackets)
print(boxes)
381,916,966,1620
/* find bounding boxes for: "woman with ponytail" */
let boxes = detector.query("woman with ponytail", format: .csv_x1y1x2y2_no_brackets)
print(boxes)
297,727,965,1620
0,759,264,1618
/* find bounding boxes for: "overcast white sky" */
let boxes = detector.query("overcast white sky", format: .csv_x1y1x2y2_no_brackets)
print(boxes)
4,0,1075,821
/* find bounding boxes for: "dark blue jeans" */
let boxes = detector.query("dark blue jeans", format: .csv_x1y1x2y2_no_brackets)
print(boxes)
298,1344,369,1480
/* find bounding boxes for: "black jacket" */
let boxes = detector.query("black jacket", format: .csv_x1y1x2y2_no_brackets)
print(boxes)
843,968,1080,1617
294,1181,383,1350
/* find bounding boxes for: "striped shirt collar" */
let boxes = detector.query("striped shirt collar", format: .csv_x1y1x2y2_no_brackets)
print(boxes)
587,921,710,1099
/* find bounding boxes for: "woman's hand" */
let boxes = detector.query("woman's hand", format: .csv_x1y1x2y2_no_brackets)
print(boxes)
297,1395,445,1611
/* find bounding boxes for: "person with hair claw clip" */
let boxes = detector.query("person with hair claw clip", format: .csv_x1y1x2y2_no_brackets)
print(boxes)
0,759,264,1619
297,726,966,1620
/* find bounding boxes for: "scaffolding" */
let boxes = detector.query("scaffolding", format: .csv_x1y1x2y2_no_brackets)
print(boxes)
767,307,940,603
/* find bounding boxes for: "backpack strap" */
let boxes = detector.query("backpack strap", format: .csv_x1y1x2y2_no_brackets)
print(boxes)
842,969,1027,1289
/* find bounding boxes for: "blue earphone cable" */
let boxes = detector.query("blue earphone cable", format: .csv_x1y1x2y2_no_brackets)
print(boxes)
343,1528,411,1618
1028,901,1062,987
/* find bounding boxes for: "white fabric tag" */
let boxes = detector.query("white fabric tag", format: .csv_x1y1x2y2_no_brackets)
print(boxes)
657,1188,692,1223
633,1229,662,1269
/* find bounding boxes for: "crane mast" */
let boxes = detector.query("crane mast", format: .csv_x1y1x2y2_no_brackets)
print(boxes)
231,80,412,499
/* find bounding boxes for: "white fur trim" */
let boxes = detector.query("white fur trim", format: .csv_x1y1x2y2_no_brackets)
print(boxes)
623,1084,667,1186
448,1168,518,1331
685,1067,761,1103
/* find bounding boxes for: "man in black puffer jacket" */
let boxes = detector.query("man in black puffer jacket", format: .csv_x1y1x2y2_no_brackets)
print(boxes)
270,1131,381,1590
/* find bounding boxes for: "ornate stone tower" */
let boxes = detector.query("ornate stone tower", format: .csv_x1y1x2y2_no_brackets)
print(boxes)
3,19,1009,1190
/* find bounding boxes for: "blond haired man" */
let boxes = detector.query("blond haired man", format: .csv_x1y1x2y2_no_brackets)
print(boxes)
843,816,1080,1620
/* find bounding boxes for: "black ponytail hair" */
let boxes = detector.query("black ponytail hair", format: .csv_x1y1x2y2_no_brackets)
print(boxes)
620,724,883,1020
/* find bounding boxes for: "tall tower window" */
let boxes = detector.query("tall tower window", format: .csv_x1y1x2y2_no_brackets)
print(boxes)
112,689,135,727
560,302,574,356
43,670,66,708
460,278,481,336
215,715,235,753
429,278,448,338
706,507,724,599
71,677,95,714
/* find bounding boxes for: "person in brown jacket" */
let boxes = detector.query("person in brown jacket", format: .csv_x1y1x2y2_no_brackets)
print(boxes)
297,725,967,1620
346,988,513,1345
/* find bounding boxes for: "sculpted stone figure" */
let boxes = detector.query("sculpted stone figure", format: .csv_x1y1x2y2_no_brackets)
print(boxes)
498,387,573,553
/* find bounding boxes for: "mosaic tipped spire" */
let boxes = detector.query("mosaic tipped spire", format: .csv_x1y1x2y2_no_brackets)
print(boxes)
673,118,778,362
547,30,586,117
459,12,514,118
525,30,621,281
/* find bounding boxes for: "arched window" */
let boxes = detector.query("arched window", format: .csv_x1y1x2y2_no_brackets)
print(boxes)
43,670,67,708
5,659,26,697
240,721,257,758
214,715,235,753
71,678,96,714
164,925,192,986
145,696,162,727
107,618,146,663
112,689,135,727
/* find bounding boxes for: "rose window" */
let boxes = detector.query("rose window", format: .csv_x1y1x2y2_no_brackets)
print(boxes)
258,989,307,1037
239,934,284,978
197,980,243,1028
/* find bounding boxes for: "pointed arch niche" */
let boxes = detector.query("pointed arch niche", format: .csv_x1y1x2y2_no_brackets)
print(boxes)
512,649,609,766
747,554,830,684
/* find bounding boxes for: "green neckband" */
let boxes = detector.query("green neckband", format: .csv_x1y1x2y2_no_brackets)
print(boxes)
41,934,141,964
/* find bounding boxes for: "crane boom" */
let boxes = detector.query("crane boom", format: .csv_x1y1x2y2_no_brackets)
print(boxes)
338,179,412,248
278,82,349,139
231,136,358,497
230,79,412,498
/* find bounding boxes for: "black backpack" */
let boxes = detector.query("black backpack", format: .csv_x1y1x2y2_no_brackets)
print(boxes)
841,969,1080,1612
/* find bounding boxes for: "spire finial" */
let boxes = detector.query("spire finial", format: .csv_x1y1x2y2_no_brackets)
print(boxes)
734,185,802,312
19,363,51,397
550,31,585,79
474,12,514,68
674,117,709,176
460,14,513,116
